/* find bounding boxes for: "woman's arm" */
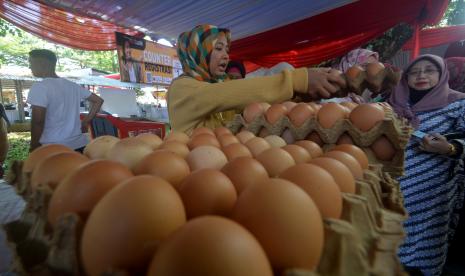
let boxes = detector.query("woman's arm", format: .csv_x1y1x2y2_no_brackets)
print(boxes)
168,68,307,132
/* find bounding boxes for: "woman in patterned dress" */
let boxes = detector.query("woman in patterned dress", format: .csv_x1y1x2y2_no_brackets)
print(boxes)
388,54,465,275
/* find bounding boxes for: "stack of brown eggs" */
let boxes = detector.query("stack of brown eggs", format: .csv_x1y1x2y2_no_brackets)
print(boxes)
229,100,411,177
3,119,407,275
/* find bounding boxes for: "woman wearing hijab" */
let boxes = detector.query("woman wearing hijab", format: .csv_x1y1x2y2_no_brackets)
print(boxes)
445,57,465,93
337,48,379,72
168,24,346,134
388,54,465,275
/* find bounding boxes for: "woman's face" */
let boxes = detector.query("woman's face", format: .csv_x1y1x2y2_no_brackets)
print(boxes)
209,35,229,78
407,59,440,90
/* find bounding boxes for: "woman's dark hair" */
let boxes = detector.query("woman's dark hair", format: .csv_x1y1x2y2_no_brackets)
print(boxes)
226,60,246,78
29,49,57,65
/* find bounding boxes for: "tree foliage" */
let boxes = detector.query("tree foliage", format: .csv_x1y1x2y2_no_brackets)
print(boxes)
0,18,119,73
442,0,465,26
0,18,21,37
364,23,414,62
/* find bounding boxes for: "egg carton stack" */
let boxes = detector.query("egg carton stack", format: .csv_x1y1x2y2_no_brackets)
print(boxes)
281,161,407,276
226,112,410,274
4,161,83,275
3,136,408,276
227,103,412,178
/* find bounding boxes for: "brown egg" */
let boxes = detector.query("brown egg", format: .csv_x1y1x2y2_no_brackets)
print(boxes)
265,104,288,124
222,143,253,161
346,65,364,80
323,151,363,180
282,101,297,111
81,175,186,276
84,136,120,159
179,169,237,218
333,144,369,170
191,127,215,137
309,157,356,194
366,62,385,77
221,157,269,195
336,133,354,145
218,134,239,147
159,141,190,158
371,136,396,161
134,150,190,190
134,133,162,150
260,102,271,111
256,148,296,177
48,160,133,226
236,130,256,144
280,164,342,219
232,178,324,271
186,145,228,171
288,103,314,127
294,140,323,158
147,216,273,276
23,144,73,173
245,137,271,157
282,144,311,164
264,135,287,148
349,103,385,131
31,152,89,190
187,133,221,149
281,128,296,144
307,102,321,112
164,131,189,144
317,102,346,129
258,127,270,138
107,138,153,171
305,132,324,147
340,102,358,111
243,102,265,123
214,126,232,137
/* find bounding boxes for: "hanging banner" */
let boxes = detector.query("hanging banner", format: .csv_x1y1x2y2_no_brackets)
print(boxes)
115,32,183,85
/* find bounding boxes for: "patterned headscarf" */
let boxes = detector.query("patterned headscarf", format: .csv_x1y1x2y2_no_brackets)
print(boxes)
337,48,379,73
177,24,231,83
445,57,465,93
388,54,465,128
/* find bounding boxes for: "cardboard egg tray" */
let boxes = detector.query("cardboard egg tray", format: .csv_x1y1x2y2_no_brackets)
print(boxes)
227,104,412,177
3,157,407,276
284,164,407,276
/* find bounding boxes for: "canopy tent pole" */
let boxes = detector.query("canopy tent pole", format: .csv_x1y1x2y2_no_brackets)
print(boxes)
14,80,25,122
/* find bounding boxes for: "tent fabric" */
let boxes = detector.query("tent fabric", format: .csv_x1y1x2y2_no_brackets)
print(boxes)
0,0,448,67
35,0,354,41
0,0,142,50
403,24,465,50
231,0,448,68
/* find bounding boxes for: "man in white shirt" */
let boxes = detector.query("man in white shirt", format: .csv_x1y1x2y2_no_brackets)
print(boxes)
27,49,104,152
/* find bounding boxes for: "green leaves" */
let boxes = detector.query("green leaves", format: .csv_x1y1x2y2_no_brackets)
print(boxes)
3,132,30,177
0,18,118,73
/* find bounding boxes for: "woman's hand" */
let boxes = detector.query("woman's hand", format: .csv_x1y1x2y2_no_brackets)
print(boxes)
307,68,346,99
419,133,451,154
